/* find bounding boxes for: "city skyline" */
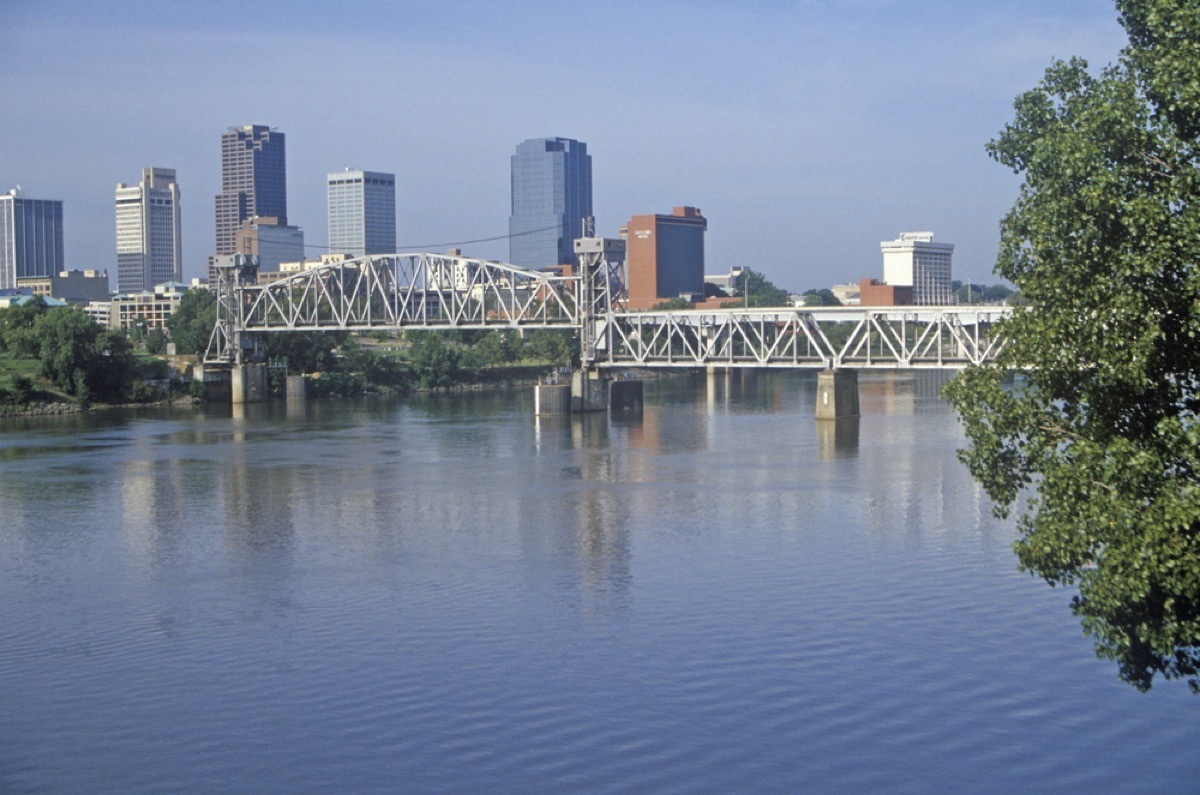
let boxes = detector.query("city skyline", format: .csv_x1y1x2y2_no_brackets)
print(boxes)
0,2,1129,290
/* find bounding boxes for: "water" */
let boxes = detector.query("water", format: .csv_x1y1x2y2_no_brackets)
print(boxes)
1,371,1197,793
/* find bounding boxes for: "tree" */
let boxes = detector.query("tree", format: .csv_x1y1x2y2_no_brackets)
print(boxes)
0,296,49,358
802,288,841,307
35,308,135,403
736,269,790,307
165,288,217,357
145,327,168,355
262,331,347,374
945,0,1200,692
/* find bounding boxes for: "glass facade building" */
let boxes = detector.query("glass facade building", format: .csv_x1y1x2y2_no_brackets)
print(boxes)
214,125,287,256
509,137,592,268
0,190,65,290
327,170,396,257
115,167,182,294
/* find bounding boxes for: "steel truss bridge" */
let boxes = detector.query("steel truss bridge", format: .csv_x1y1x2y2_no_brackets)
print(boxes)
205,250,1011,371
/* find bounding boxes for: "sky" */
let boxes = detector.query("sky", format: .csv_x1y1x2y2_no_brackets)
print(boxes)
0,1,1129,292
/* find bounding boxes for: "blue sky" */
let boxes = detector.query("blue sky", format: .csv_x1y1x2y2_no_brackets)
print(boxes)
1,1,1128,290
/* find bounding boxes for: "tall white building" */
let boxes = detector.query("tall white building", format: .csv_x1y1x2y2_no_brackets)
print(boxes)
881,231,953,305
327,169,396,258
115,168,182,294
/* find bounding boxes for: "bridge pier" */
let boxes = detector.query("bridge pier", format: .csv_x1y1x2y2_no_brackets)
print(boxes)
535,383,572,416
572,369,608,413
815,368,859,419
231,363,269,405
285,375,308,401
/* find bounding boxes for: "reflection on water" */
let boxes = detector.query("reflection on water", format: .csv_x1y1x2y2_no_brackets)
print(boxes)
2,371,1198,793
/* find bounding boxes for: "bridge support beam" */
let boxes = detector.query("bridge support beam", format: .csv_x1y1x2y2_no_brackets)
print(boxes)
231,363,269,405
572,369,608,413
815,368,859,419
535,383,572,416
609,378,643,413
285,375,308,401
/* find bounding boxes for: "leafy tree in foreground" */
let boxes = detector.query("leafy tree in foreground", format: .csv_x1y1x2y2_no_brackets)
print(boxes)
945,0,1200,691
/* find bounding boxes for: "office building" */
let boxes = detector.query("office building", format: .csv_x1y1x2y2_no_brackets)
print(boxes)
115,167,182,293
623,206,707,309
881,231,954,305
18,269,110,303
214,124,287,256
234,216,305,272
327,169,396,257
0,188,64,290
509,137,592,268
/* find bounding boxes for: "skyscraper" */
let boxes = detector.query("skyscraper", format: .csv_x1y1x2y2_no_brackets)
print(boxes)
327,169,396,257
214,124,287,256
115,167,182,293
0,188,64,291
880,231,954,305
509,137,592,268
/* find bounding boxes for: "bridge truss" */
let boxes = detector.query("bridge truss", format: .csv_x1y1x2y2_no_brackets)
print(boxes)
204,251,1009,370
597,305,1010,369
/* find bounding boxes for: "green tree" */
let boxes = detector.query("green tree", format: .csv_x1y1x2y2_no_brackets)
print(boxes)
145,327,168,355
0,296,49,358
405,330,461,390
945,0,1200,692
35,308,135,403
802,288,841,307
165,288,217,357
736,269,790,307
262,331,347,374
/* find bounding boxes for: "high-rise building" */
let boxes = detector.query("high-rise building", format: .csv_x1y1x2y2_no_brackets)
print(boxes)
235,216,305,272
327,169,396,257
115,167,182,294
880,231,954,305
0,188,64,290
509,137,592,268
623,206,707,309
214,124,287,256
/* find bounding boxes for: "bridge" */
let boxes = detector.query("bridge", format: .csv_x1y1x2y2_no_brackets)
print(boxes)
203,240,1010,412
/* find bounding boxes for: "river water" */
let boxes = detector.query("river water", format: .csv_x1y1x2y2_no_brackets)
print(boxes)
1,371,1197,793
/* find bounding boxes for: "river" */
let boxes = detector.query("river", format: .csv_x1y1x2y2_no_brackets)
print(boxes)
1,370,1197,793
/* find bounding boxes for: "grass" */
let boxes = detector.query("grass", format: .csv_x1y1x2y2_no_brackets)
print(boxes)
0,356,73,404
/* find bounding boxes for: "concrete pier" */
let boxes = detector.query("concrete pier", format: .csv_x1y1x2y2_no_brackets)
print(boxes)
535,383,572,416
231,363,269,405
285,375,308,401
609,379,643,413
815,369,859,419
571,370,608,413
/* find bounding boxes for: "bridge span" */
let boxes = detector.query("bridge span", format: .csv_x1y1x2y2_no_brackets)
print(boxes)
203,247,1011,375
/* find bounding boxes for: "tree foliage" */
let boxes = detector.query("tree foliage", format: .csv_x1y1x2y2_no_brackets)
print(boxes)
736,269,791,307
35,307,136,403
0,297,49,358
165,288,217,357
945,0,1200,691
802,288,841,307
